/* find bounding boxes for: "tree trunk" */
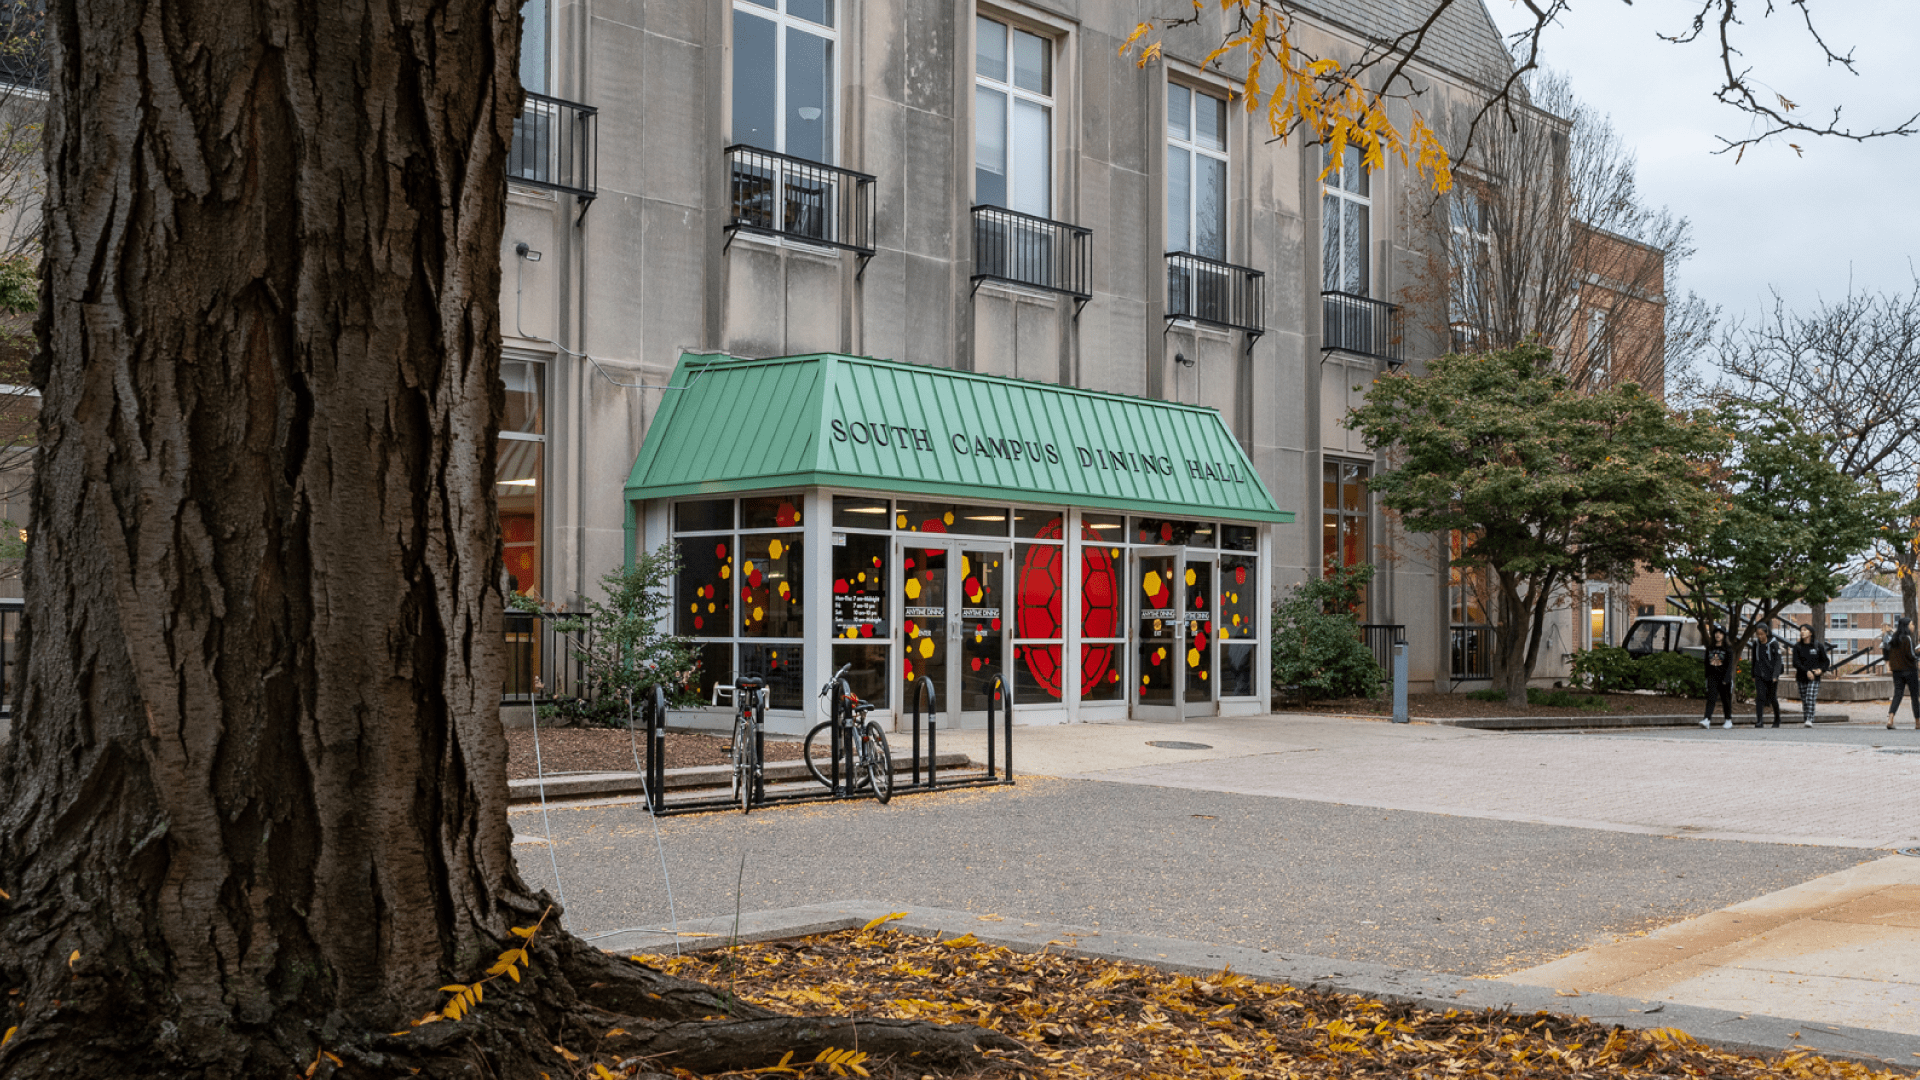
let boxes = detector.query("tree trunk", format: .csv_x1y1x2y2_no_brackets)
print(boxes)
0,5,1014,1076
0,0,529,1070
1491,568,1531,704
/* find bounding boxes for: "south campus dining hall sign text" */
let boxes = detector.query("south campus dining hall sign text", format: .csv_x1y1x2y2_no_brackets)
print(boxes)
827,416,1256,488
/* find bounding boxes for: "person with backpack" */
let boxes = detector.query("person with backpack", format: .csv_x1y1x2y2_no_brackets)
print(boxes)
1791,625,1832,728
1750,623,1785,728
1884,616,1919,730
1700,626,1735,729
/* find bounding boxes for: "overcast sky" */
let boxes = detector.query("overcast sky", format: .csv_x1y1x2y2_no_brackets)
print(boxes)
1480,0,1920,330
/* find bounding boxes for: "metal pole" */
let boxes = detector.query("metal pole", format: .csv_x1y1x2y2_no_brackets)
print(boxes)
911,677,922,788
985,675,997,780
650,686,667,813
1000,674,1012,783
1391,642,1409,724
752,687,766,805
829,680,842,797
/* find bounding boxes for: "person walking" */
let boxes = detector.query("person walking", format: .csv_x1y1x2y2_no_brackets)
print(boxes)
1750,623,1785,728
1700,626,1735,729
1791,625,1832,728
1884,616,1919,730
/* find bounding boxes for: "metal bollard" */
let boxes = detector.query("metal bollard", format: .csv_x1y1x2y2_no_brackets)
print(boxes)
1391,642,1409,724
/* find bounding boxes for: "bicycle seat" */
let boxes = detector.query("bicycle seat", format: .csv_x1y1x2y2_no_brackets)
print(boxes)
735,674,768,691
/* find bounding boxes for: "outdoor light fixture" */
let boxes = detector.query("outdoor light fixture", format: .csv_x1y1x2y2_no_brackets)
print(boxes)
514,241,542,262
1385,356,1405,373
1174,351,1194,367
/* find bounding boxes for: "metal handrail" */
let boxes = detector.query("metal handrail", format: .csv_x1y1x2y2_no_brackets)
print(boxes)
725,144,877,255
508,91,597,200
1321,290,1404,366
1450,624,1493,684
1166,250,1264,335
970,204,1092,300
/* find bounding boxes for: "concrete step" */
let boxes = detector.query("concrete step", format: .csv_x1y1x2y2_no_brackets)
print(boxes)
1817,676,1893,701
508,750,975,803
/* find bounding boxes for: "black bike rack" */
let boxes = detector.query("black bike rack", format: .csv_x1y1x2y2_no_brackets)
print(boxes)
631,672,1015,816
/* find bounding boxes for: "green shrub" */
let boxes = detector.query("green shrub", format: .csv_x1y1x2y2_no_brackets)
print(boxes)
1638,651,1706,698
1271,563,1384,701
1568,645,1640,693
1465,687,1506,702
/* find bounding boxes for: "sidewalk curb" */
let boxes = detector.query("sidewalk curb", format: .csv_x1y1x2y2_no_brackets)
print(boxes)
1423,713,1850,731
594,900,1920,1072
507,752,974,803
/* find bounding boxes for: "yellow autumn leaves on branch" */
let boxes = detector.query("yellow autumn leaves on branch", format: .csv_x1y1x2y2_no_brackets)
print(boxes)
1122,0,1454,192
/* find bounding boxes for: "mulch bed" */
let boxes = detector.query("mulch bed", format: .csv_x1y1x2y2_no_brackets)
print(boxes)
644,921,1891,1079
505,727,804,780
1301,691,1708,720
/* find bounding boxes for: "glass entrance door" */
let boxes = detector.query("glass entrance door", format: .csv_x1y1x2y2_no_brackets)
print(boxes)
1182,555,1217,716
1133,546,1182,721
898,540,1011,729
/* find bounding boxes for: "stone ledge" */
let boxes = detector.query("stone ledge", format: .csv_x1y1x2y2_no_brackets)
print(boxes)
597,900,1920,1072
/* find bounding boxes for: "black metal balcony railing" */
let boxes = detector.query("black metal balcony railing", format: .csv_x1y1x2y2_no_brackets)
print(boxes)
970,204,1092,300
1451,624,1492,682
508,92,598,200
726,145,876,256
1322,290,1404,366
1358,623,1405,676
503,609,592,704
1166,251,1264,335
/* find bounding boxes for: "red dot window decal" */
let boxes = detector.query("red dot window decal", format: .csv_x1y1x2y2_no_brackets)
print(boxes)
859,623,874,638
833,579,850,594
749,568,764,587
1235,566,1247,585
715,543,727,559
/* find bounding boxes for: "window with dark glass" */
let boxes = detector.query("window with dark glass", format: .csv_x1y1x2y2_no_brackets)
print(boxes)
1079,518,1126,702
732,0,837,162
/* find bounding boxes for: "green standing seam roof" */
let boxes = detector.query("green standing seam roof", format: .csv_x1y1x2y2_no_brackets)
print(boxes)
624,352,1293,523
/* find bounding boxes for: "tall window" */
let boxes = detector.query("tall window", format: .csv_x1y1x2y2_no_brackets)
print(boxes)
1584,308,1611,385
1167,84,1227,260
519,0,547,94
673,495,808,709
975,16,1052,217
1322,461,1370,614
498,358,546,599
732,0,837,163
1449,530,1491,679
1321,145,1369,296
1449,184,1490,351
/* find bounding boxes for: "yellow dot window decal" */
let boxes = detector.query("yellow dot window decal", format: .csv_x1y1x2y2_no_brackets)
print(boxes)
1187,647,1201,668
919,637,936,659
905,578,921,600
1185,568,1197,587
767,538,783,560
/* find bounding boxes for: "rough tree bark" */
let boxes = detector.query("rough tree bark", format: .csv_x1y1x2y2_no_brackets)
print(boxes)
0,2,1015,1076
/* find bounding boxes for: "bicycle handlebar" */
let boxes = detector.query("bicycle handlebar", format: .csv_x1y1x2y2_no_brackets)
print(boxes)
819,663,853,696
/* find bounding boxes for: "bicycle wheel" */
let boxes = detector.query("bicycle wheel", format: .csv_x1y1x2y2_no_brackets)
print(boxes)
860,721,893,805
732,713,754,814
801,720,837,788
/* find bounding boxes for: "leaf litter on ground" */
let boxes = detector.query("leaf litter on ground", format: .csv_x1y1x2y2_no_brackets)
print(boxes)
646,922,1905,1079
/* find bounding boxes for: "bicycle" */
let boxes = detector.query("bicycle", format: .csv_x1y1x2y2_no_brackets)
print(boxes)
729,674,768,813
802,664,894,804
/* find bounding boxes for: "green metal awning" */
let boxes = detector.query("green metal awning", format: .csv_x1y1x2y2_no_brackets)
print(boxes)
624,352,1292,522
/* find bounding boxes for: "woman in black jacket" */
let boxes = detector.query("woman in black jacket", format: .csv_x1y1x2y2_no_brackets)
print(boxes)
1885,617,1919,730
1750,623,1785,728
1700,627,1735,729
1791,626,1832,728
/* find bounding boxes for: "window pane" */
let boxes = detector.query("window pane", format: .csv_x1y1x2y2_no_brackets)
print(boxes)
502,358,545,435
1009,98,1050,218
787,0,832,27
519,0,548,94
1220,643,1255,697
1322,193,1342,292
1186,522,1217,548
1220,555,1256,645
896,501,957,533
974,86,1007,207
1080,542,1123,639
832,495,890,528
1013,28,1049,94
1014,543,1064,641
1080,513,1124,541
976,16,1006,82
834,642,891,711
1196,92,1226,151
833,532,889,638
1133,517,1200,545
1167,83,1190,142
738,532,803,638
1345,145,1368,195
499,439,541,597
742,494,803,529
1079,643,1125,700
675,498,733,532
694,643,733,706
786,28,833,162
1013,507,1064,538
1196,154,1225,260
959,548,1006,712
1166,146,1190,255
1343,200,1368,295
949,506,1010,536
732,10,779,151
1015,644,1063,704
738,643,805,708
1221,524,1257,551
677,536,733,637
